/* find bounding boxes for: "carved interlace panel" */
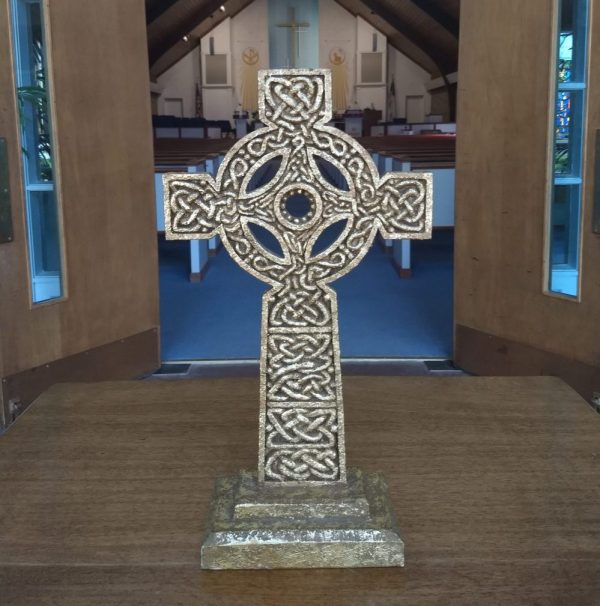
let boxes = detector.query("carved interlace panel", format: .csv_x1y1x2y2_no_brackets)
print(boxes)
164,69,432,484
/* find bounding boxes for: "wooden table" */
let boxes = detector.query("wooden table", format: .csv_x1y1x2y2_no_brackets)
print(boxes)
1,377,599,605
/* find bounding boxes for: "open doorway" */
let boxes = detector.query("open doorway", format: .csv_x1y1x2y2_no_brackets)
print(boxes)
156,149,455,363
150,0,458,367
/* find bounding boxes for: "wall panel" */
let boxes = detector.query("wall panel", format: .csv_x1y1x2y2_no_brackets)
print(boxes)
0,0,159,420
455,0,600,398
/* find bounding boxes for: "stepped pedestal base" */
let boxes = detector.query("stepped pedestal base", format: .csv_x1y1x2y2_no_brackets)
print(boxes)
201,468,405,569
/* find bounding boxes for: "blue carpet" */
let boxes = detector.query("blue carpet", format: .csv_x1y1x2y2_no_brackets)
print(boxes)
158,231,454,360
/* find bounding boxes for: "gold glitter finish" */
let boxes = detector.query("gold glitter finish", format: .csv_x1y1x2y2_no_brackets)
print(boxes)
164,69,433,487
164,69,431,568
200,468,405,570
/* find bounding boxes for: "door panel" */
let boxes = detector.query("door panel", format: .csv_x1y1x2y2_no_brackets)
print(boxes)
454,0,600,401
0,0,159,427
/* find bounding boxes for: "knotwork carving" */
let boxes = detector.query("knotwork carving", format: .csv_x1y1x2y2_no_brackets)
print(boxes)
266,409,337,448
267,331,336,403
163,69,433,484
269,287,332,328
265,448,339,482
263,75,326,128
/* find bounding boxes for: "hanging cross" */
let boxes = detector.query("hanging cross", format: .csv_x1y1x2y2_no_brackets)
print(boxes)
277,7,309,68
164,69,432,485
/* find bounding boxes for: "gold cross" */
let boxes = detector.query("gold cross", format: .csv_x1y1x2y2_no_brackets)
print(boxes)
277,7,309,68
163,70,433,484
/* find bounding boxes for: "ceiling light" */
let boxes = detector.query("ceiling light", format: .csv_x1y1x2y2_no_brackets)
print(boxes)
183,35,189,42
220,5,225,11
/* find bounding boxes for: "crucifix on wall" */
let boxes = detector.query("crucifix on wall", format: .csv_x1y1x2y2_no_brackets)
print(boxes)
277,7,309,68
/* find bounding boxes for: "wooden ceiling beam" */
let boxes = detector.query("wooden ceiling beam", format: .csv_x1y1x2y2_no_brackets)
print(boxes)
408,0,459,38
149,0,225,66
359,0,456,74
150,0,254,79
333,0,438,74
146,0,181,25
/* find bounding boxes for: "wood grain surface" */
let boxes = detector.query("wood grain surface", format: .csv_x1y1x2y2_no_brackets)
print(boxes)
0,0,158,380
455,0,600,376
1,376,599,604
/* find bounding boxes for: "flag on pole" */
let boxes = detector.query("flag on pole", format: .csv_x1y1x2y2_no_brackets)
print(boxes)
195,82,204,118
388,77,396,121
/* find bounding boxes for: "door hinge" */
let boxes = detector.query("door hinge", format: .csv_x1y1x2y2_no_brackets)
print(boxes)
8,398,23,422
591,392,600,414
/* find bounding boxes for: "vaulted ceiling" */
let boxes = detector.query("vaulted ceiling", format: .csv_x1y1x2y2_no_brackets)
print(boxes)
146,0,459,80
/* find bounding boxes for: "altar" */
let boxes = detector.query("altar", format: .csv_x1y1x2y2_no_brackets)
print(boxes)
1,376,599,604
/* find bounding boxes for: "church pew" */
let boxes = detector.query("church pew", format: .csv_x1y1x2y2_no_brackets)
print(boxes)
359,135,456,163
370,122,457,136
368,146,455,278
154,135,454,280
155,154,224,281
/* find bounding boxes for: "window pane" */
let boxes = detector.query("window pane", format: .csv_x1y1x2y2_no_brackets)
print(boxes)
11,0,64,303
560,0,588,82
549,184,580,297
547,0,588,298
26,190,62,301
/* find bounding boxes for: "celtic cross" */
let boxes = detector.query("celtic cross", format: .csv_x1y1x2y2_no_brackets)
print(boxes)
164,69,432,485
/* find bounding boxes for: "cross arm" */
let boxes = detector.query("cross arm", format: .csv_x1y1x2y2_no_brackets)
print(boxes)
374,172,433,240
163,172,227,240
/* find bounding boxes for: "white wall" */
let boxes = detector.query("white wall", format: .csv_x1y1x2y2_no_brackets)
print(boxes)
154,0,430,123
232,0,269,110
387,45,432,120
319,0,356,111
200,18,235,121
156,46,200,117
355,16,387,118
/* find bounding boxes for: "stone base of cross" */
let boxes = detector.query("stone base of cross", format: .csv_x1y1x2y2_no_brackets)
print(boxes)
163,69,432,569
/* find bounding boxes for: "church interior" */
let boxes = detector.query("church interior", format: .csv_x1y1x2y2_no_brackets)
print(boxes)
1,0,600,603
150,0,458,363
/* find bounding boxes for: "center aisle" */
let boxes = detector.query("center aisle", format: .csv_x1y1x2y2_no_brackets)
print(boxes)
158,232,453,360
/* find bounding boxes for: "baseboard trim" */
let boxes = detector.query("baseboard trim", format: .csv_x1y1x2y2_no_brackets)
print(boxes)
1,328,160,430
455,324,600,403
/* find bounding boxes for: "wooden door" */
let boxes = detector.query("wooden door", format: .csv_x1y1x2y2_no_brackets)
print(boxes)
0,0,159,428
454,0,600,402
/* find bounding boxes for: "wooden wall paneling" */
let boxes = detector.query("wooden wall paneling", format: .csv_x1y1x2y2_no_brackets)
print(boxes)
1,329,159,425
47,0,159,359
0,0,37,412
582,0,600,341
0,0,160,421
454,0,600,397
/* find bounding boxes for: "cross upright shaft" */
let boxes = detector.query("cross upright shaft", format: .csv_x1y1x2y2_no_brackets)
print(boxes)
260,281,345,482
163,69,432,485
